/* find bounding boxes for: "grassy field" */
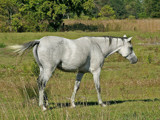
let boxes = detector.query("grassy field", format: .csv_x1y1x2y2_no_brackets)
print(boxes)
0,31,160,119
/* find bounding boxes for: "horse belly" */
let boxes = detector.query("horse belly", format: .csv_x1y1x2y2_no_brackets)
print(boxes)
57,61,80,72
78,56,90,72
58,55,90,72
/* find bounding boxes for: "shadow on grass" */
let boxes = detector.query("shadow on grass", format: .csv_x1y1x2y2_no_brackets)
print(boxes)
48,98,160,109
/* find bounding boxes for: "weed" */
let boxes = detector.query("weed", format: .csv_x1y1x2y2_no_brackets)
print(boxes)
147,54,152,64
0,43,6,48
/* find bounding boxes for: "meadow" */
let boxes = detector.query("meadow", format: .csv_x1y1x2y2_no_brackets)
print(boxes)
0,29,160,119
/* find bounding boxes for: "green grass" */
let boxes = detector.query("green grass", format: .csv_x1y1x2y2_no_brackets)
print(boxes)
0,43,6,48
0,31,160,119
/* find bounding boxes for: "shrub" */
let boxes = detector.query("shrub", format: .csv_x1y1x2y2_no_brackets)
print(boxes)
64,23,98,31
128,15,136,19
97,24,105,32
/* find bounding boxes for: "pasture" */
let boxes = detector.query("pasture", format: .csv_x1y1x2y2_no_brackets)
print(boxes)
0,31,160,119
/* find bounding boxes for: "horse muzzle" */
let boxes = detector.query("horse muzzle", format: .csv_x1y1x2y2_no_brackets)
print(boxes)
126,52,138,64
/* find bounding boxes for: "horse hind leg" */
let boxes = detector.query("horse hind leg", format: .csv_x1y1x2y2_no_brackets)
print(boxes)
71,72,84,108
33,45,48,109
37,74,44,107
37,66,56,111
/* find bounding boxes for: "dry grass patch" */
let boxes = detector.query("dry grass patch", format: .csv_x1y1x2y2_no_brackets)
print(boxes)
64,19,160,32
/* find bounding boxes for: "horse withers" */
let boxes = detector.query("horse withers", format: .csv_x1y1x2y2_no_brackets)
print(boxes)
9,34,138,111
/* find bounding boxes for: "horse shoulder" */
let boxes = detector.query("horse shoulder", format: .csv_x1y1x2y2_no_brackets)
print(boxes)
89,42,105,72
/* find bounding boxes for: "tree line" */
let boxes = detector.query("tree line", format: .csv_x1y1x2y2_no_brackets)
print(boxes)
0,0,159,32
93,0,160,19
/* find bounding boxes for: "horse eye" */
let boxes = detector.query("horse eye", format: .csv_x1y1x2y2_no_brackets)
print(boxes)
130,47,133,51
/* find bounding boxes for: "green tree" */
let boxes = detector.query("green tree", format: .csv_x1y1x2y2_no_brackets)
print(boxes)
0,0,94,32
144,0,160,18
98,5,115,19
0,0,18,32
18,0,94,31
109,0,127,19
125,0,143,18
19,0,67,31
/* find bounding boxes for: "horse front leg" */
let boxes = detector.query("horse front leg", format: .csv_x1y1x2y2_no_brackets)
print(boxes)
71,72,84,108
92,68,106,107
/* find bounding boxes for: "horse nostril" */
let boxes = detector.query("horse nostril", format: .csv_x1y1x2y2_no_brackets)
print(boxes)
133,58,138,64
130,57,138,64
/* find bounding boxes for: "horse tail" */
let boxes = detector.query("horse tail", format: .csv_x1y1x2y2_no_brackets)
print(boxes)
9,40,40,55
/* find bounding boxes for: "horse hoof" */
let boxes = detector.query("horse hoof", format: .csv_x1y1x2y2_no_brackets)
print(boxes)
45,101,49,106
42,106,47,111
101,104,106,107
71,104,76,108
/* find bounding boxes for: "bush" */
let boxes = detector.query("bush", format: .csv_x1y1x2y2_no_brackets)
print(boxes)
64,23,99,31
97,24,105,32
128,15,136,19
138,12,148,19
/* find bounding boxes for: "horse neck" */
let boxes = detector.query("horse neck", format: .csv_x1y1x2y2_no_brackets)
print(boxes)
93,37,124,57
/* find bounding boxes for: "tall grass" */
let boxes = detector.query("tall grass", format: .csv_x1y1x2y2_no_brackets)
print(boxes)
64,19,160,32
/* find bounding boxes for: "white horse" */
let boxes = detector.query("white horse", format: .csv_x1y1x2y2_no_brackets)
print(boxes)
10,34,137,111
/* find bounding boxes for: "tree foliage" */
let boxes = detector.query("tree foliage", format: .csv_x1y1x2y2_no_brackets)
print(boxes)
109,0,127,19
94,0,160,19
98,5,115,19
0,0,19,31
125,0,143,18
144,0,160,18
18,0,95,32
0,0,160,32
0,0,94,32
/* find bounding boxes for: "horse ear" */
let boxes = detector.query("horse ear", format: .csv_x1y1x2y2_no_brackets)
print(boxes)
123,34,127,37
127,37,132,42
